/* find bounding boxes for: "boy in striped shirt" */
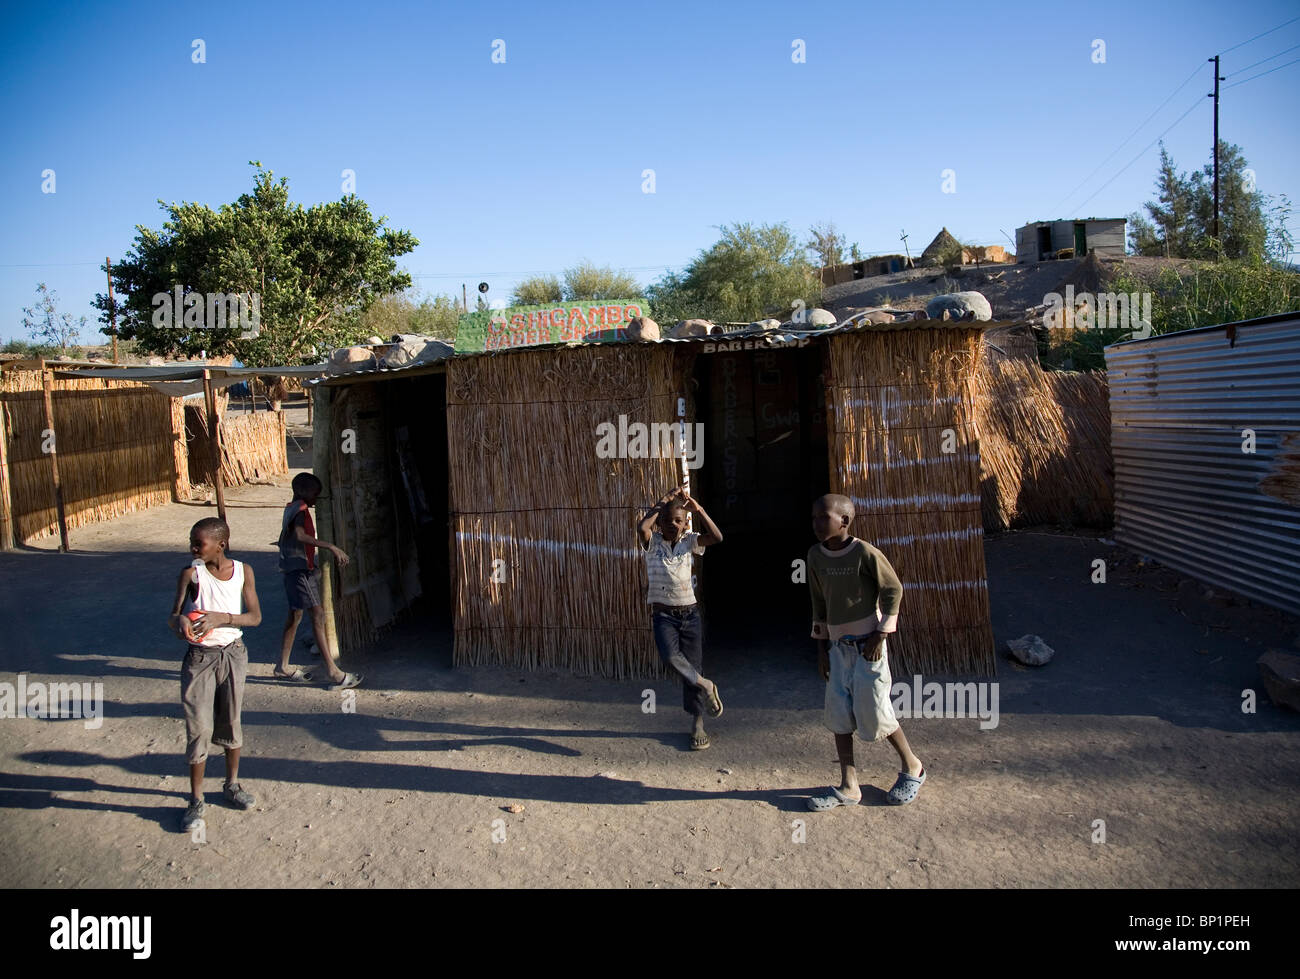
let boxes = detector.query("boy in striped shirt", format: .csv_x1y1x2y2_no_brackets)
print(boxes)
638,486,725,750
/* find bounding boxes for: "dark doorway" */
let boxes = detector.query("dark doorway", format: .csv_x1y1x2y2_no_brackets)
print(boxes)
690,344,830,652
377,373,452,631
1037,225,1052,261
1074,222,1088,256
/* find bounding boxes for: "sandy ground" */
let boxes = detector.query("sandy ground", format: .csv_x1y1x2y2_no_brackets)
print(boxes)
2,419,1299,888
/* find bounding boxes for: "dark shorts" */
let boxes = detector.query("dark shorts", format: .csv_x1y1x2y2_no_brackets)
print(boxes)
180,638,248,764
283,569,321,610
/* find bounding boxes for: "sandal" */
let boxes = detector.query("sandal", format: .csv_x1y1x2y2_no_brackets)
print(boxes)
703,681,723,718
886,768,926,805
808,787,861,811
274,668,313,682
690,731,711,751
328,672,363,691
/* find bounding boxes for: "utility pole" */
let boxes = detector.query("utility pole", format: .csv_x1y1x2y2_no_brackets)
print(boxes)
900,230,912,268
1209,55,1224,240
105,257,118,363
463,283,468,313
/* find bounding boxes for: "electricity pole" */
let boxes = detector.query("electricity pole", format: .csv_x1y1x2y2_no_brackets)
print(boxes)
900,230,912,268
1209,55,1224,240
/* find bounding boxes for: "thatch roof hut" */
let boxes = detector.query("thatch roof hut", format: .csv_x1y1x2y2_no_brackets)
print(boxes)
311,319,1001,678
919,227,962,267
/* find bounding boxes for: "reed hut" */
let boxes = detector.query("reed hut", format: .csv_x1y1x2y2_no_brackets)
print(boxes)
313,319,1000,678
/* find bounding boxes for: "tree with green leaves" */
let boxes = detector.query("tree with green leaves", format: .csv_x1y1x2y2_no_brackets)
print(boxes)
1127,140,1292,263
93,163,418,366
22,282,84,355
510,263,641,306
348,290,460,342
646,222,822,324
806,221,846,268
510,275,563,306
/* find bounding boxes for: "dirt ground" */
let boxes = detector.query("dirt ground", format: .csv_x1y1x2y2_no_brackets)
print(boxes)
2,418,1298,888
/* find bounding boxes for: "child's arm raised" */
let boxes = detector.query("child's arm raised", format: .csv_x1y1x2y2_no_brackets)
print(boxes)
191,565,263,638
168,567,199,643
682,492,723,546
637,486,682,546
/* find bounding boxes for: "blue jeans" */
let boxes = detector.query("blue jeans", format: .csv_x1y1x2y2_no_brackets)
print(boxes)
651,605,710,716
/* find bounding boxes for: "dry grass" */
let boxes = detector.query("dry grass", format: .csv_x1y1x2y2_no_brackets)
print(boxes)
0,369,180,543
974,355,1112,531
188,408,287,487
825,328,997,676
447,345,686,676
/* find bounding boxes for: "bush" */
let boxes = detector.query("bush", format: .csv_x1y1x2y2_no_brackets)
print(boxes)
1109,259,1300,336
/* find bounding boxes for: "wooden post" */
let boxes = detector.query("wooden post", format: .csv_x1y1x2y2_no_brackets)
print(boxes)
202,369,227,521
106,257,118,364
40,364,70,551
0,391,14,550
311,383,342,658
168,395,189,502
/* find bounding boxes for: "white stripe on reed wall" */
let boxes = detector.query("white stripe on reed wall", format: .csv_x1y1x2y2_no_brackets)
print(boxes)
904,580,989,592
835,395,967,409
838,454,978,473
873,527,983,547
456,530,641,561
851,493,980,509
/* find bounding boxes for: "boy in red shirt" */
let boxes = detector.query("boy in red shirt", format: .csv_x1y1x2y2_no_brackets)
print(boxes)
277,473,361,690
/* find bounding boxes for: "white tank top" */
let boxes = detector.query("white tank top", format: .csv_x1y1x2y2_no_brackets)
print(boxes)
186,560,245,647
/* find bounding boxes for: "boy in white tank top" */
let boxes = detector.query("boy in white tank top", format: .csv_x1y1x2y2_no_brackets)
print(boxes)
167,518,263,831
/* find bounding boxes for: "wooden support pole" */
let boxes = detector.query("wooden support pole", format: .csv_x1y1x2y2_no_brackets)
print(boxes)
106,257,118,364
39,364,70,552
311,383,342,658
0,392,14,550
202,369,227,522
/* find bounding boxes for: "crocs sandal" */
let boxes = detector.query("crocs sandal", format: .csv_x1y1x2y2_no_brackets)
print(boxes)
223,782,255,809
274,668,313,682
807,787,861,811
328,672,363,691
886,768,926,805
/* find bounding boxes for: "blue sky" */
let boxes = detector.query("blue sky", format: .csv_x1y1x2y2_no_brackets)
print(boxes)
2,0,1298,344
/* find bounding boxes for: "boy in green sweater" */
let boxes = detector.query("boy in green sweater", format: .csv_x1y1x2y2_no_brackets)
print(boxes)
805,494,925,810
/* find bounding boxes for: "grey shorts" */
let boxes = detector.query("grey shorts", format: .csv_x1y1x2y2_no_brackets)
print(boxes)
284,569,321,610
824,635,899,742
180,638,248,764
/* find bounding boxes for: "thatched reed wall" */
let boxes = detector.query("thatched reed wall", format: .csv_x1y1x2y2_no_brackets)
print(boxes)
447,345,685,676
323,382,423,654
825,328,996,676
187,407,287,488
975,356,1112,531
0,369,182,544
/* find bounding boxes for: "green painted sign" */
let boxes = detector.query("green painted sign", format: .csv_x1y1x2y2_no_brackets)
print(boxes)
454,298,650,353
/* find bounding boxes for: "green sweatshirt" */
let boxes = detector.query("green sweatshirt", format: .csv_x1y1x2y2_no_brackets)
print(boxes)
807,537,903,640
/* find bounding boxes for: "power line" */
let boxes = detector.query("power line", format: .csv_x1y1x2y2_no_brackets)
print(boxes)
1071,95,1206,215
1218,14,1300,55
1227,41,1300,76
1224,56,1300,89
1049,61,1206,217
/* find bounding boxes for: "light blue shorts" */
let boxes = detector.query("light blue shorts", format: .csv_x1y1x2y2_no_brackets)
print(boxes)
824,635,899,741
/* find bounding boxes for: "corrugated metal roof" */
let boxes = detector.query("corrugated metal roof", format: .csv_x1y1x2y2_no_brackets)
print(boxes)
1105,313,1300,614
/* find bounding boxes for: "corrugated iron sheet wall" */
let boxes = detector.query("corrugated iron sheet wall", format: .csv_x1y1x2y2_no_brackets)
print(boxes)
1105,316,1300,614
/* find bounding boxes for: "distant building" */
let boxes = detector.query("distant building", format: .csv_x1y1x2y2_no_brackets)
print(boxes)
1015,218,1125,263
